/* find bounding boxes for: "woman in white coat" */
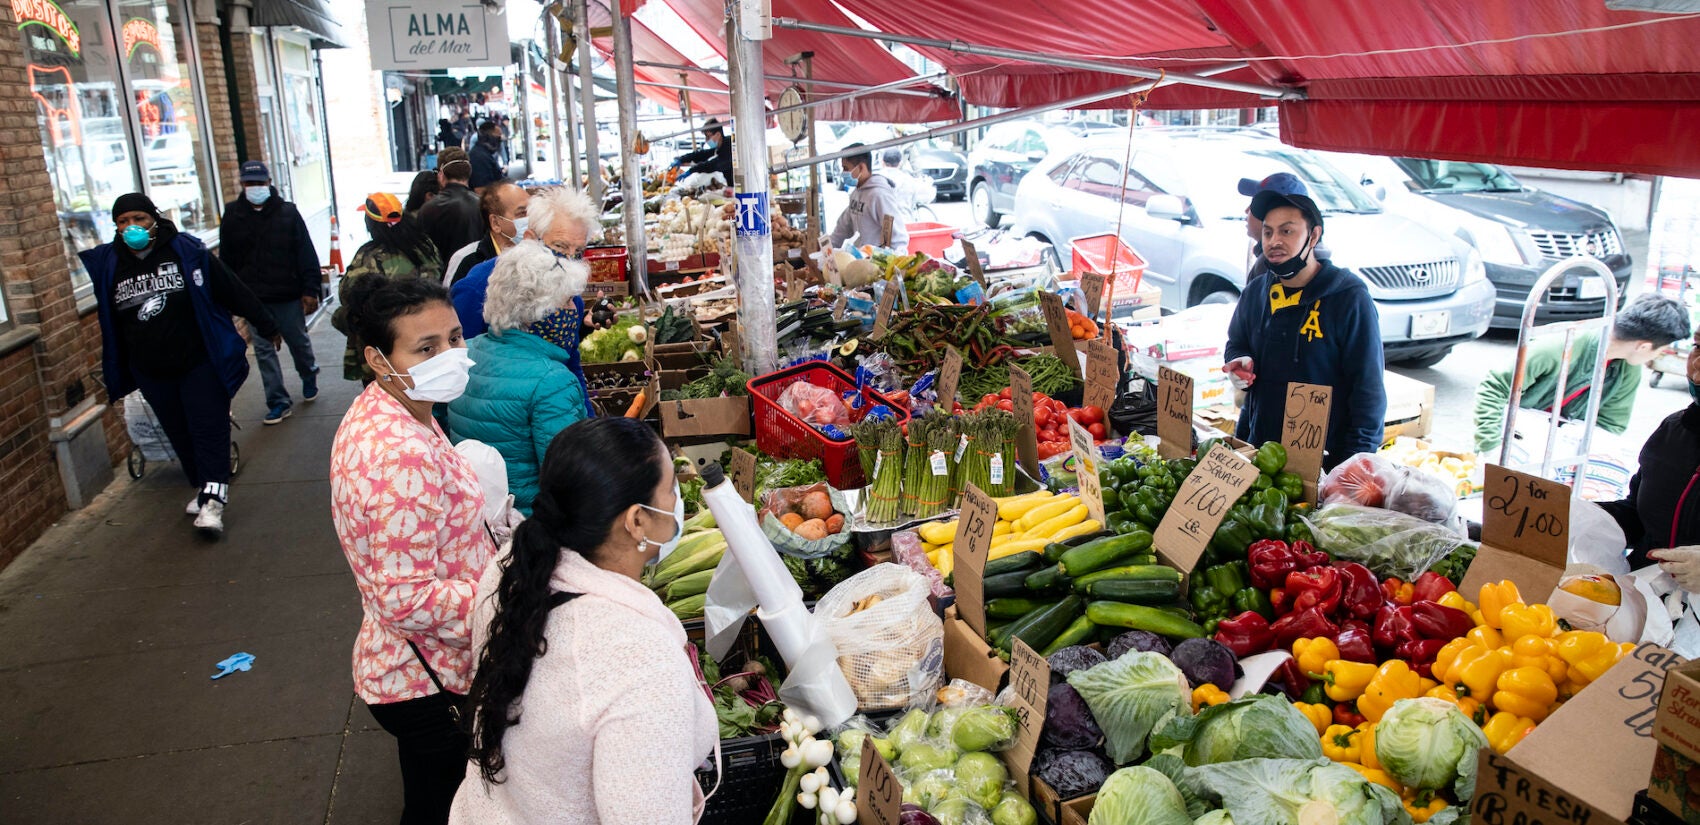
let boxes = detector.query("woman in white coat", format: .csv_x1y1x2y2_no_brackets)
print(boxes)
452,416,717,824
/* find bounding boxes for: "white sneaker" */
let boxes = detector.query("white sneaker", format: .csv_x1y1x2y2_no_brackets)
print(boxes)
194,499,225,538
186,497,200,516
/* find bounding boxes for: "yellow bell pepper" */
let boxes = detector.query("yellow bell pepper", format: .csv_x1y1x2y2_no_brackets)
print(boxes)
1510,635,1570,684
1322,724,1362,762
1458,646,1512,701
1343,762,1403,793
1426,684,1485,725
1418,676,1439,694
1437,590,1477,615
1359,660,1424,723
1477,581,1523,629
1499,603,1558,643
1554,630,1624,686
1403,792,1449,824
1482,710,1537,754
1357,722,1382,770
1320,659,1380,703
1295,637,1341,678
1493,666,1559,721
1294,701,1333,735
1432,638,1475,683
1192,683,1230,712
1465,624,1504,651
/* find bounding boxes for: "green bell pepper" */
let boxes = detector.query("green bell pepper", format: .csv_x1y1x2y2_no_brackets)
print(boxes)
1204,560,1248,598
1232,586,1275,620
1286,518,1315,544
1191,586,1230,617
1250,488,1289,539
1106,511,1140,535
1300,682,1328,705
1274,471,1306,500
1253,442,1288,475
1208,512,1257,562
1203,618,1221,636
1198,438,1219,459
1110,458,1139,485
1252,474,1274,491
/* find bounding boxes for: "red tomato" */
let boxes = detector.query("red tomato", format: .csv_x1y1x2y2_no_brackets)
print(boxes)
999,387,1012,400
1088,422,1107,439
1067,408,1089,424
983,394,998,406
997,399,1014,412
1079,405,1105,424
1035,406,1053,427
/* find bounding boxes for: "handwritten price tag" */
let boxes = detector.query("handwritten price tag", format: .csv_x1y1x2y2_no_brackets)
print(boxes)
1069,417,1106,525
1085,339,1120,416
938,346,964,409
819,234,840,284
730,449,758,503
880,214,895,248
833,294,848,320
1010,364,1040,478
1154,444,1260,570
1039,292,1082,380
960,239,987,288
871,284,899,339
1482,466,1570,565
1080,272,1106,322
1158,366,1194,459
952,484,999,638
1281,382,1331,503
857,738,902,825
1005,638,1052,794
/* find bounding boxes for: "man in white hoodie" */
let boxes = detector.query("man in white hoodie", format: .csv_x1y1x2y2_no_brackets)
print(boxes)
829,143,910,250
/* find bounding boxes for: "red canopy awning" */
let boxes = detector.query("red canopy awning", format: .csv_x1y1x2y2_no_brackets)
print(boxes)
590,9,730,114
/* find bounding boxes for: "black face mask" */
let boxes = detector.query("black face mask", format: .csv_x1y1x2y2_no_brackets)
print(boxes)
1266,232,1314,280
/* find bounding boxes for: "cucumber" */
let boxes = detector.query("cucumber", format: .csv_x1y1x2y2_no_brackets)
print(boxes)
1040,615,1097,656
986,597,1060,620
1058,530,1155,577
984,551,1043,579
1023,564,1073,594
1085,578,1183,604
984,570,1034,600
1001,595,1086,658
1085,600,1207,639
1043,531,1108,563
1069,559,1164,590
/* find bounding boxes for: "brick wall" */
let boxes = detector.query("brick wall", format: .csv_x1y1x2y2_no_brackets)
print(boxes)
198,19,241,205
227,29,266,164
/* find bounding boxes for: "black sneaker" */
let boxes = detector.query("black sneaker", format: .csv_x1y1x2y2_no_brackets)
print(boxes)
264,403,293,425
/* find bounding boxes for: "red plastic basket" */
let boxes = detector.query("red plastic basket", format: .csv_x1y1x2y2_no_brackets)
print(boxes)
746,361,909,489
1069,233,1150,300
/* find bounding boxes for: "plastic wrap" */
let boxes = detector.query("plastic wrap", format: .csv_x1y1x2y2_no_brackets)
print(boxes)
777,381,853,428
891,528,953,599
1322,452,1458,523
816,564,946,710
1301,503,1476,583
760,483,851,558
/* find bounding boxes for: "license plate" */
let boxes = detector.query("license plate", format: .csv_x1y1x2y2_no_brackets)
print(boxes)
1411,311,1451,339
1579,278,1606,299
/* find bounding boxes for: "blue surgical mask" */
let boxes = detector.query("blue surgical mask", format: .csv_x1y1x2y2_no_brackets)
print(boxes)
706,138,719,150
506,215,528,241
244,186,270,206
121,224,152,250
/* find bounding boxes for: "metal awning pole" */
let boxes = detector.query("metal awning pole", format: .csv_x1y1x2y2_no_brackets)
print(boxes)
576,0,601,199
731,0,775,375
682,72,696,149
635,79,730,95
610,3,647,293
771,63,1245,173
805,54,820,236
551,15,574,183
638,71,951,146
634,59,946,95
562,74,581,184
773,18,1298,100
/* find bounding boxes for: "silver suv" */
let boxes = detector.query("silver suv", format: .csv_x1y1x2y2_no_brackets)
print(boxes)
1011,128,1497,367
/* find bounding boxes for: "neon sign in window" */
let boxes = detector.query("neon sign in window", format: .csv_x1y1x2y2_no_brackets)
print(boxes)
121,17,160,59
12,0,79,57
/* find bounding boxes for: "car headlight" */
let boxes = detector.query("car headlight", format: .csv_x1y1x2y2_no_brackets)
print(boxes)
1462,247,1488,285
1455,215,1526,266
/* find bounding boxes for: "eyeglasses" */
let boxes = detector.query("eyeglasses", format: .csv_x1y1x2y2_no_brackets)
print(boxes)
549,245,584,260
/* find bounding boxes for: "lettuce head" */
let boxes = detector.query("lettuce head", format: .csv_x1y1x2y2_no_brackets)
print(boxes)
1148,695,1325,767
1190,758,1411,825
1065,651,1192,764
1373,698,1489,800
1088,766,1195,825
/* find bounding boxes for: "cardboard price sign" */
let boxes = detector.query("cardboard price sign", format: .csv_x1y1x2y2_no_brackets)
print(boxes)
1084,339,1120,415
1069,417,1107,525
1010,365,1040,478
1461,465,1571,600
1158,366,1194,459
1281,382,1332,503
786,268,806,301
1005,638,1052,795
938,346,964,407
952,484,999,638
832,294,848,320
857,738,902,825
819,234,840,284
871,284,899,339
723,325,744,370
1154,444,1260,570
960,239,987,287
880,214,895,248
729,449,758,503
1080,272,1106,322
1039,292,1083,380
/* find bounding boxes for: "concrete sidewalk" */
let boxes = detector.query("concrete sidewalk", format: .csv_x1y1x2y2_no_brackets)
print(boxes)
0,316,404,823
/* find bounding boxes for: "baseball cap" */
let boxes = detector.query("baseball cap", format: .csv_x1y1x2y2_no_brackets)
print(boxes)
1249,190,1323,229
239,160,270,183
362,192,404,225
1237,171,1308,198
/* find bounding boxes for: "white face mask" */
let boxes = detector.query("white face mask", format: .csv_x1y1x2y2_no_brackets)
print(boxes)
380,348,474,403
639,483,686,564
244,186,270,206
505,215,528,242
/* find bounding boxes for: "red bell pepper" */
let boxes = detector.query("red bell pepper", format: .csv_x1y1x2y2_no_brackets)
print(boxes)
1381,577,1414,606
1334,619,1378,663
1270,656,1313,700
1397,638,1452,678
1336,562,1383,621
1285,567,1344,615
1410,600,1475,641
1373,602,1418,651
1271,606,1340,650
1247,539,1328,590
1215,611,1276,657
1412,571,1457,604
1334,702,1367,727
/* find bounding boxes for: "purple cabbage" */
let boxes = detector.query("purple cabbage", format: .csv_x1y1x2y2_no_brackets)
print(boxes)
1042,683,1103,750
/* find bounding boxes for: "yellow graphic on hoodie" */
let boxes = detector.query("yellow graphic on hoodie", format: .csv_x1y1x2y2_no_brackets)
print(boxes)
1300,301,1324,342
1269,283,1303,312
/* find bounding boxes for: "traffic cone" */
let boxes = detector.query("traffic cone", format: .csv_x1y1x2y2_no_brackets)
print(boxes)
328,215,344,275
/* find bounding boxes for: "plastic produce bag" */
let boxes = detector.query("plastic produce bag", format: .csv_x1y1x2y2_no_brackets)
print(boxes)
777,381,853,428
1322,452,1457,523
891,528,952,599
816,563,945,710
1302,503,1476,583
761,483,851,559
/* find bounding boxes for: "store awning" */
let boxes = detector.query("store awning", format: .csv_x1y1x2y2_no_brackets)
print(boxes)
250,0,346,49
428,72,504,98
589,7,731,115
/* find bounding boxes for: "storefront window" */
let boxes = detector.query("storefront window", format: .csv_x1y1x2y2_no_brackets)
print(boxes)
279,38,327,213
120,0,219,235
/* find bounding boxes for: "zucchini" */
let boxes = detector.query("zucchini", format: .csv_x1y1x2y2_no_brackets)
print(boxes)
1001,595,1086,658
1023,564,1072,593
1058,530,1155,577
1043,531,1108,563
986,596,1060,620
1085,578,1183,604
984,550,1043,578
1069,558,1164,590
1040,615,1097,656
983,569,1033,600
1085,600,1207,639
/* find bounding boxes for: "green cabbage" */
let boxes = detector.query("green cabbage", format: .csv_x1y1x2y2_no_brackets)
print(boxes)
1190,758,1411,825
1373,698,1489,800
931,797,988,825
954,752,1009,810
1197,812,1235,825
1088,766,1195,825
1065,652,1192,764
1148,695,1325,767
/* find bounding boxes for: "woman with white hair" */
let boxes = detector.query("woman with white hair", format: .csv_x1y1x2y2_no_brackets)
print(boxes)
447,241,592,516
450,185,601,340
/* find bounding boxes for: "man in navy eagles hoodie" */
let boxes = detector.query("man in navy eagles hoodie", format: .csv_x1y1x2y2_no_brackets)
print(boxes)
1224,189,1386,470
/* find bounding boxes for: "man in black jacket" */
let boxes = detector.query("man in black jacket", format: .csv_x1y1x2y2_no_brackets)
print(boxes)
419,147,482,268
218,160,321,425
669,117,733,182
469,119,507,190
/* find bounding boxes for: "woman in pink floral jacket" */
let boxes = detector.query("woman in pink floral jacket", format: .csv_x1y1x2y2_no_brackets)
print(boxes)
330,275,491,825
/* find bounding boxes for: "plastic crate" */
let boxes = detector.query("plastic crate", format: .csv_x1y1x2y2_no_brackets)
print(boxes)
747,362,909,489
583,245,628,284
906,221,957,257
1069,233,1149,297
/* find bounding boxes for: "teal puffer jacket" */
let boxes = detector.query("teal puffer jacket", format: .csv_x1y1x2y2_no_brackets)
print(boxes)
447,330,589,515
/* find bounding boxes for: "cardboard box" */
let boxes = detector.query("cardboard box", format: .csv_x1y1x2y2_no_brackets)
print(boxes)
654,367,752,441
1383,371,1436,439
941,604,1009,693
1060,795,1093,825
1107,281,1161,310
1477,644,1686,825
1650,657,1700,823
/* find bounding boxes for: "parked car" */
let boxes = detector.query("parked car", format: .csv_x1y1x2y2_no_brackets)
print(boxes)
909,140,967,200
1324,154,1632,328
1011,128,1496,367
967,120,1103,228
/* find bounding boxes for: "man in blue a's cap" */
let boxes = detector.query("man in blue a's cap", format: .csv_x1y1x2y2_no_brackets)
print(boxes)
1238,172,1315,281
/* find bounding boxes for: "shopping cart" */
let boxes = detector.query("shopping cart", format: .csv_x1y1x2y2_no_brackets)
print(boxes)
123,392,241,480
